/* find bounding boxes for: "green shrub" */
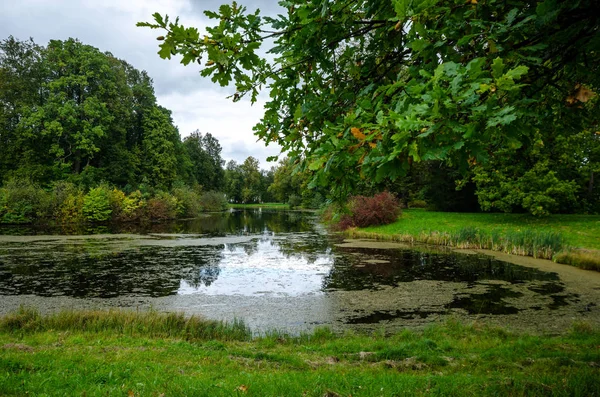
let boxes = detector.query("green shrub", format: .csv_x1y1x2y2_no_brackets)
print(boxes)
408,199,428,209
59,191,85,224
307,192,325,209
119,190,146,221
82,186,113,222
288,194,302,209
172,186,202,218
49,181,80,218
0,179,50,224
200,191,228,212
107,188,126,219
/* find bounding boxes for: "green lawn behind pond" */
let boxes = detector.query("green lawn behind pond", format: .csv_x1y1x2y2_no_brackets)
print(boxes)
349,210,600,270
229,203,290,209
361,210,600,250
1,309,599,396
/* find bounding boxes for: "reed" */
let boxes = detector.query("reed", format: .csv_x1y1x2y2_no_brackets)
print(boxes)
347,227,565,260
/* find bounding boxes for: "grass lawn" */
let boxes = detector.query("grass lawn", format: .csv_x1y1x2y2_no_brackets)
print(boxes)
1,309,599,396
361,210,600,250
229,203,290,209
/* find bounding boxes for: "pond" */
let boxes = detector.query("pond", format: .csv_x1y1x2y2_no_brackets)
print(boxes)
1,209,599,334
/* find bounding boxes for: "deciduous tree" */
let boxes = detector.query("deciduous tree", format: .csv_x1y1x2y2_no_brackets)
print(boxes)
140,0,600,211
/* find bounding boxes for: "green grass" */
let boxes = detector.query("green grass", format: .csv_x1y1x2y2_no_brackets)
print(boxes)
229,203,290,209
350,210,600,269
0,307,251,341
361,210,600,250
1,309,599,396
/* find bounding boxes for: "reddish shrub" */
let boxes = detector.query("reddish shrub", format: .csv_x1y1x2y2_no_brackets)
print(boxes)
145,198,176,221
344,191,401,229
336,214,355,231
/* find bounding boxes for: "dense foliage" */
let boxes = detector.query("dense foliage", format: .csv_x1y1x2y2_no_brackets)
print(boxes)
0,37,226,191
141,0,600,215
0,180,228,224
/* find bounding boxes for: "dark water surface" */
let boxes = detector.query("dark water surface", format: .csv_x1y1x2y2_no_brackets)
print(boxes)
1,210,598,333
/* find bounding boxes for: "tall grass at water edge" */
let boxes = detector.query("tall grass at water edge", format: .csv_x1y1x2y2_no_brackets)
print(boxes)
554,249,600,271
348,210,600,270
347,227,565,260
0,307,251,341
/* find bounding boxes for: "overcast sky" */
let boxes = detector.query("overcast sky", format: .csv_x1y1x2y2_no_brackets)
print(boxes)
0,0,283,168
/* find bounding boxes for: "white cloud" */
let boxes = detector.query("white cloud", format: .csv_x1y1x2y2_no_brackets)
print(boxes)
159,88,281,166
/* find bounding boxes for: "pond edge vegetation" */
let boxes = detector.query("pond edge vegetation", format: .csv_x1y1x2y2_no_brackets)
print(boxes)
1,308,599,396
321,193,600,271
344,226,600,272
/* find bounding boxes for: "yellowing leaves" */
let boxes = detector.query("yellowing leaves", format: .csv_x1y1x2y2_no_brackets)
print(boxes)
351,127,366,140
566,84,597,105
350,127,383,143
348,127,382,153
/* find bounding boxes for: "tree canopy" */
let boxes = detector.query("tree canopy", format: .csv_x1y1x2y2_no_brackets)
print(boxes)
0,36,225,192
140,0,599,214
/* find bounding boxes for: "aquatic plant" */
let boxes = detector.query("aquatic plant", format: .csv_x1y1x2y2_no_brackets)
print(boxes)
347,227,565,260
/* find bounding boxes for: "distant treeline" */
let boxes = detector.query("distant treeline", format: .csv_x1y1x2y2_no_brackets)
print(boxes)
0,180,228,224
0,36,325,224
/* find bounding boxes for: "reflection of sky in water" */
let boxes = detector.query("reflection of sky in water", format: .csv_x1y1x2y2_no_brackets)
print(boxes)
177,238,334,297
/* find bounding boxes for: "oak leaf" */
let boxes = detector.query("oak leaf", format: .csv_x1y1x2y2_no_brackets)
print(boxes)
351,127,366,140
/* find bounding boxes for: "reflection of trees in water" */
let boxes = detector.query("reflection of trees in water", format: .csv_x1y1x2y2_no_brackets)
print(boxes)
0,211,330,298
271,233,333,265
221,230,335,267
0,245,226,298
4,209,320,240
0,234,331,298
0,209,316,236
180,246,223,288
322,248,560,291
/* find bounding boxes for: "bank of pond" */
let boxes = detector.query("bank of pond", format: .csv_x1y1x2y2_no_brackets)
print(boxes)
0,308,599,396
1,209,599,394
1,209,599,333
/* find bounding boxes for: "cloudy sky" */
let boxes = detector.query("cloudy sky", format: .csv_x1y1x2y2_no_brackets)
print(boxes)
0,0,283,168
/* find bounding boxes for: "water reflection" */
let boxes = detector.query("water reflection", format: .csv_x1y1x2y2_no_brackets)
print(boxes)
0,209,314,236
0,209,592,331
324,248,559,291
178,238,333,297
0,210,328,298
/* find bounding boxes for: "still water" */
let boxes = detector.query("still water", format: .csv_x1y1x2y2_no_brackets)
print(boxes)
1,209,599,333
